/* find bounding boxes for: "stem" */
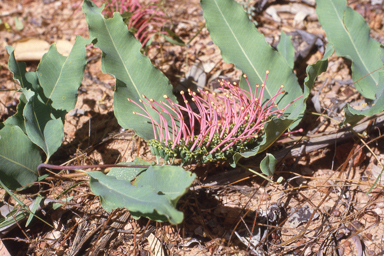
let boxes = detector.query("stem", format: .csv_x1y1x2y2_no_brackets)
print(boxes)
238,163,274,183
37,163,151,176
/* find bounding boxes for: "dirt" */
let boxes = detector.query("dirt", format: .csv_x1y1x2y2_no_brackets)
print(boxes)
1,0,384,255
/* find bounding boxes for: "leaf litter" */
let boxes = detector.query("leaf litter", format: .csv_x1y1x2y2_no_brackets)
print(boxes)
0,0,384,255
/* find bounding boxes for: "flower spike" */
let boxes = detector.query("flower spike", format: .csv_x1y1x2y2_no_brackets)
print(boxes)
129,71,303,164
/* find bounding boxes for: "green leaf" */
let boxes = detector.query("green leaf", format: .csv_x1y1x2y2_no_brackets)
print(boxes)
233,105,304,167
304,44,333,99
0,179,30,231
201,0,303,118
0,182,52,231
26,196,43,227
160,28,186,46
5,46,32,90
52,196,73,210
14,17,23,31
107,157,151,181
0,205,28,233
316,0,384,99
36,36,93,111
113,79,158,140
23,90,64,161
121,11,134,24
83,0,175,140
88,168,193,224
201,0,305,155
345,72,384,126
316,0,384,125
25,72,48,102
260,153,277,176
135,165,196,205
229,145,260,168
0,125,40,189
3,100,26,133
258,118,294,154
277,31,295,69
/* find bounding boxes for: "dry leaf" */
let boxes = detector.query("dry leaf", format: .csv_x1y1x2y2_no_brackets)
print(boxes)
147,233,165,256
0,239,11,256
56,39,73,56
370,164,384,181
268,3,317,24
13,38,50,61
266,6,281,22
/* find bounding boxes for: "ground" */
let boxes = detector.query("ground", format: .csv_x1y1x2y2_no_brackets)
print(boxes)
0,0,384,255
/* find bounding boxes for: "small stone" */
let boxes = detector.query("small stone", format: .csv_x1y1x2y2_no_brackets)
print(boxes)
344,245,351,255
304,247,312,256
332,209,340,217
222,63,234,70
56,249,65,256
68,108,85,116
205,48,215,55
288,205,319,228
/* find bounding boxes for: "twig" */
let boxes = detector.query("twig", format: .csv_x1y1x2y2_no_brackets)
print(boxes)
273,112,384,161
37,163,150,176
199,112,384,187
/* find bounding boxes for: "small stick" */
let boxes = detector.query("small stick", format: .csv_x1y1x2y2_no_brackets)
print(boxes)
37,163,151,176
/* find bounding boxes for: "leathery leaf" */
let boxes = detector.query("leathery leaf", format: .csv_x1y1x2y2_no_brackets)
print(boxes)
89,165,195,224
83,0,175,140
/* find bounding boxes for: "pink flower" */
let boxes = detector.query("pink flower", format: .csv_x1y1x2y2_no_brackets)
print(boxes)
129,71,303,163
101,0,166,47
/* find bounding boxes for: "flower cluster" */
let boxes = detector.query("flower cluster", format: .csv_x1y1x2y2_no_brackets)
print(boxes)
129,71,303,164
101,0,166,47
